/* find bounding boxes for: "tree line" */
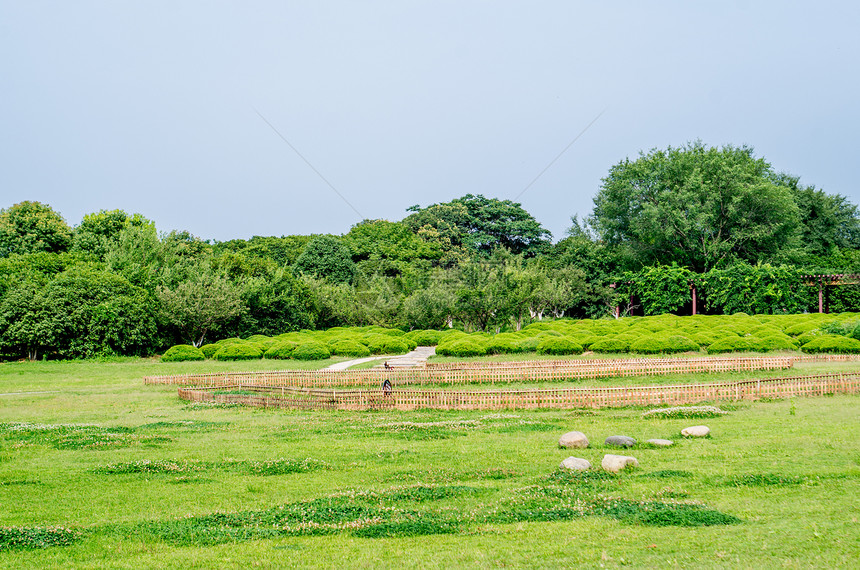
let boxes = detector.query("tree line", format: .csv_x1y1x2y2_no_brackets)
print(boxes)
2,141,859,360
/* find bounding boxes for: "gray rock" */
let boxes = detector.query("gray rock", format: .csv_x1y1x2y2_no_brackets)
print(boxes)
646,438,674,447
560,457,591,471
601,454,639,473
605,435,637,448
559,431,589,448
681,425,710,437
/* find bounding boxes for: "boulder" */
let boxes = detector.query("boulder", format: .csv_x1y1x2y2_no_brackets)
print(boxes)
646,438,674,447
601,454,639,473
558,431,589,448
605,435,637,448
560,457,591,471
681,425,710,437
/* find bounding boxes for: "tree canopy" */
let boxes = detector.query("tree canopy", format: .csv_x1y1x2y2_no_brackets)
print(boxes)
0,201,73,257
592,142,801,272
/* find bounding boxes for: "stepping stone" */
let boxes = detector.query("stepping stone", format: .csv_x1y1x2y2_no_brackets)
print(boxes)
558,431,589,448
681,425,710,437
602,454,639,473
605,435,637,448
560,457,591,471
647,439,674,447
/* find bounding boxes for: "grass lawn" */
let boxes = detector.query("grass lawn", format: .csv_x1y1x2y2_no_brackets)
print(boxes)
0,357,858,568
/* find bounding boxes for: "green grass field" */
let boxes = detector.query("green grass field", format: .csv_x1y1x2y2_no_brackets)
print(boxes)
1,357,858,568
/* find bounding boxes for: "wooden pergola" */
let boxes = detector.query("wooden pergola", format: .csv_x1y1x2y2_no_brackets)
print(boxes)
612,274,860,316
802,274,860,313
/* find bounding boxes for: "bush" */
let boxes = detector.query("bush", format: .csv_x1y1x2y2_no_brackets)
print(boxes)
800,334,860,354
215,337,243,346
291,342,332,360
199,344,221,359
244,335,277,351
436,338,488,357
536,336,583,356
514,336,541,352
161,345,205,362
213,343,264,361
405,329,443,346
485,336,522,355
590,338,630,353
329,340,371,357
264,341,298,360
365,336,410,355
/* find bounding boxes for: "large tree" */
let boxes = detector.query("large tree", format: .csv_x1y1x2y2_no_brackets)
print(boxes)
0,201,73,257
405,194,551,257
591,142,802,272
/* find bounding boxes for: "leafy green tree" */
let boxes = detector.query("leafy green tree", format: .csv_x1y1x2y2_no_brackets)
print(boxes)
401,270,459,330
104,223,164,290
344,219,442,264
156,262,245,347
774,174,860,257
0,201,73,257
405,194,551,257
230,269,315,336
213,235,315,267
0,280,53,360
301,276,366,329
35,268,160,358
73,210,154,258
623,264,696,316
294,235,356,284
701,263,808,315
591,142,801,272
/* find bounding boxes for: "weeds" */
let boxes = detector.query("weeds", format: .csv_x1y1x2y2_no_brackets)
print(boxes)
717,473,811,487
94,458,331,476
642,406,727,419
0,526,81,551
0,423,170,450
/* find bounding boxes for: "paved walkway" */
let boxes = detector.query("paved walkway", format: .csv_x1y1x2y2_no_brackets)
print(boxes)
324,346,436,370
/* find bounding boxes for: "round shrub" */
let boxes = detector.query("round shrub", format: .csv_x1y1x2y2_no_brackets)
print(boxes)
200,343,221,359
570,334,601,350
755,336,798,352
485,334,523,354
376,328,406,337
213,343,264,361
405,329,443,346
436,338,488,357
215,337,243,346
629,335,670,354
161,344,205,362
329,340,371,357
590,338,630,353
536,336,584,356
665,335,701,353
291,342,332,360
365,336,410,355
800,334,860,354
515,336,541,352
264,341,299,359
244,335,277,351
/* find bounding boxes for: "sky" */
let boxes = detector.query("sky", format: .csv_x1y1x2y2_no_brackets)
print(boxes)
2,1,858,243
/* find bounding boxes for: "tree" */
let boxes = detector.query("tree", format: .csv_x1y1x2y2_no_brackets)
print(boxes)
0,280,53,360
774,174,860,257
0,201,73,257
156,263,245,347
73,209,154,258
591,142,802,272
294,235,356,284
405,195,551,257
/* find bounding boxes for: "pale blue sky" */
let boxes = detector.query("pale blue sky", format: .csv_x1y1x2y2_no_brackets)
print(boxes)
2,1,858,242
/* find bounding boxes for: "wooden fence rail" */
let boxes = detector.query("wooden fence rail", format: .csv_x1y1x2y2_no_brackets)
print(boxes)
177,372,860,411
146,356,795,389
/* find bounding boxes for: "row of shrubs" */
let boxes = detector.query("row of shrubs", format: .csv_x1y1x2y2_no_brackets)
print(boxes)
162,312,860,362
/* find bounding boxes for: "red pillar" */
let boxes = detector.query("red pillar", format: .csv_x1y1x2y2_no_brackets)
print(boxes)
691,284,697,315
818,279,824,313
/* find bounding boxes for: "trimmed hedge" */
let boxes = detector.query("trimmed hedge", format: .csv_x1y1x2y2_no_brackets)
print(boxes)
536,337,584,356
436,338,488,357
800,334,860,354
329,340,372,357
199,343,221,359
161,345,205,362
264,341,299,360
365,336,410,355
405,330,443,346
291,342,332,360
590,338,630,353
213,344,264,361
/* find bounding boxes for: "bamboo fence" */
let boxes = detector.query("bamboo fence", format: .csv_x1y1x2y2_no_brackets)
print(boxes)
145,355,795,389
177,372,860,411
